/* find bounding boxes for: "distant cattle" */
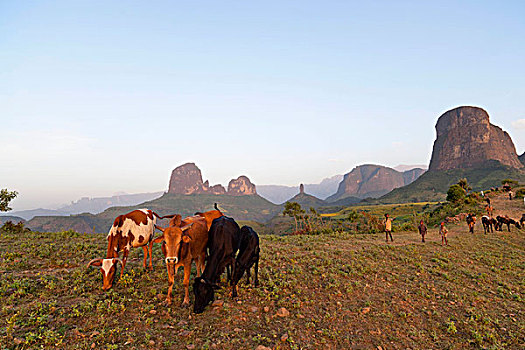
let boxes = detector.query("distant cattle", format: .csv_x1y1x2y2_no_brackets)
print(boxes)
232,226,260,288
88,209,171,290
481,215,498,234
520,214,525,228
496,215,521,232
155,215,208,306
193,216,241,314
466,214,476,233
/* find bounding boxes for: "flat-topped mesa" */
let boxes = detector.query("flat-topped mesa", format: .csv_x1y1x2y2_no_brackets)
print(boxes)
428,106,524,171
227,176,257,196
168,163,255,196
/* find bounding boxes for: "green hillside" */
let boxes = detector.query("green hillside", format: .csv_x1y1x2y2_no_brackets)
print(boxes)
376,162,525,204
27,194,281,233
285,192,327,209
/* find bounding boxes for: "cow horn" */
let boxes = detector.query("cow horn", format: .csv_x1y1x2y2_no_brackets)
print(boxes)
87,258,102,267
181,222,193,231
113,258,123,266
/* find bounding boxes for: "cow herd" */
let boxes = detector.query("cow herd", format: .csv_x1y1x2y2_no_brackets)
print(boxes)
480,214,522,234
87,205,260,314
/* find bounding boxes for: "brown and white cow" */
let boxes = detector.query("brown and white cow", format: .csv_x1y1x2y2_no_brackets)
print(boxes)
155,215,209,306
88,209,170,290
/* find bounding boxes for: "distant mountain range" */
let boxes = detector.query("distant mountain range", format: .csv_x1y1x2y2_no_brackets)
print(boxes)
257,175,343,204
2,191,164,220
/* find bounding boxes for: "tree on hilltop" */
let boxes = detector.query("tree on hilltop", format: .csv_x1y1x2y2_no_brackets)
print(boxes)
283,201,305,232
0,189,18,212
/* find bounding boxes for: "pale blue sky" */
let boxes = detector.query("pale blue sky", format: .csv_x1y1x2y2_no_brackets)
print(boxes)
1,1,524,210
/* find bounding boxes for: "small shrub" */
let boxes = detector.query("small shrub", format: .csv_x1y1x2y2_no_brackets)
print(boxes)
447,185,466,203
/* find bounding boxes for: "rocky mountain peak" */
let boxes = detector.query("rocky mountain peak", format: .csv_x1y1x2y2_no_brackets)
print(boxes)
428,106,523,171
326,164,425,201
227,176,257,196
168,164,255,196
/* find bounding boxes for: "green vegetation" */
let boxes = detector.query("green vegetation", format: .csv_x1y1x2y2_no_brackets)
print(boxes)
0,189,18,212
1,194,523,348
377,163,525,204
27,193,282,233
446,184,466,203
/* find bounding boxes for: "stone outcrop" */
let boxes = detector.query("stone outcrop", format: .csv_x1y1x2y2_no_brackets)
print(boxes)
227,176,257,196
168,163,208,194
168,163,255,196
299,184,305,194
327,164,425,201
428,107,524,171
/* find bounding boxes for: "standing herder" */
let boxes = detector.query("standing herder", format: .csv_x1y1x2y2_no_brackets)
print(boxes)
418,220,427,243
384,214,394,242
439,222,448,246
486,203,494,218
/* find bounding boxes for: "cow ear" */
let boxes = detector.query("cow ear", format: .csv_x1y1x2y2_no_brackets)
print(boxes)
181,223,193,231
182,235,192,243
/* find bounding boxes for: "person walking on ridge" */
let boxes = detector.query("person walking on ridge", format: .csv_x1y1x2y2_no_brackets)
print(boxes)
384,214,394,242
418,220,427,243
439,222,448,246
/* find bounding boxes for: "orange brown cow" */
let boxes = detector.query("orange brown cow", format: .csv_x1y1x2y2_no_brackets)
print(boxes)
155,215,209,306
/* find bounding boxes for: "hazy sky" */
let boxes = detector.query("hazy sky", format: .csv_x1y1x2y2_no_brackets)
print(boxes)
2,0,525,210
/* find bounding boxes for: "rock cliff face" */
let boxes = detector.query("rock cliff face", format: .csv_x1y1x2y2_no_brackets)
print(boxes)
327,164,424,201
428,107,523,171
227,176,257,196
168,163,255,196
168,163,208,194
520,152,525,166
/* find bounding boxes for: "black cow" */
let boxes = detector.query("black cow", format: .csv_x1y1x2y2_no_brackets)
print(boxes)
232,226,260,287
193,216,241,314
496,215,521,232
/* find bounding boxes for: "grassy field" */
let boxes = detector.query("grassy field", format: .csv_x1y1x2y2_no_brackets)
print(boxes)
1,193,524,349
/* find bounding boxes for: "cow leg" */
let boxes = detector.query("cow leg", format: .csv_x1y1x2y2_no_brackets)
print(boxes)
181,263,191,307
245,268,251,285
230,257,238,298
165,263,179,305
148,240,154,270
253,258,259,287
142,246,148,269
120,249,129,278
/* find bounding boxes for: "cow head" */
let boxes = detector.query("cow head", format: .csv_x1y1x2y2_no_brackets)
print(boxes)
193,277,218,313
155,223,193,265
87,258,122,290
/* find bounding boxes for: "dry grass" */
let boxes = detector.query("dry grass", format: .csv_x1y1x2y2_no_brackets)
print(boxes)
0,193,523,349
